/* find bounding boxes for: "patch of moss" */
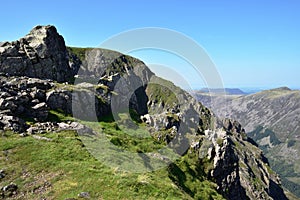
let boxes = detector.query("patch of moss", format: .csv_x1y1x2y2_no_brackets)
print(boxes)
216,138,223,146
47,110,75,122
67,47,93,61
146,83,178,108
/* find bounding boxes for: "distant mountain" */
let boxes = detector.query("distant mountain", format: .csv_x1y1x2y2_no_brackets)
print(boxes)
196,88,246,95
194,87,300,198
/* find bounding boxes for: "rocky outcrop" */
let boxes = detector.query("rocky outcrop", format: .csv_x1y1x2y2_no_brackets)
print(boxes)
69,47,153,117
0,75,54,132
142,81,287,199
205,120,287,199
0,170,5,179
1,182,18,198
46,89,72,114
194,88,300,197
0,25,74,82
0,75,113,133
0,115,27,133
78,192,90,198
24,121,95,136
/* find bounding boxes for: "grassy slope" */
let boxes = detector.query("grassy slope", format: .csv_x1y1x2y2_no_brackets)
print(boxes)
0,47,224,199
0,112,224,200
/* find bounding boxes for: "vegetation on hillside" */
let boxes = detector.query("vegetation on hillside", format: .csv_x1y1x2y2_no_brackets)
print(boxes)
0,111,224,199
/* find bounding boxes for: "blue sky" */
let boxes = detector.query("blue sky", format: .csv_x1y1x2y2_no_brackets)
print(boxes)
0,0,299,89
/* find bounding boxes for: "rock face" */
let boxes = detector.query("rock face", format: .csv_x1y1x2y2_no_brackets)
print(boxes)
0,169,5,179
0,75,112,132
0,75,54,132
0,25,74,82
187,116,288,199
1,183,18,198
46,89,72,114
69,47,153,117
210,120,287,200
0,25,289,200
193,88,300,197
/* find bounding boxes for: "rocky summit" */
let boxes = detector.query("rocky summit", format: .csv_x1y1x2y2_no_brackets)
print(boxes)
0,25,74,82
0,25,289,199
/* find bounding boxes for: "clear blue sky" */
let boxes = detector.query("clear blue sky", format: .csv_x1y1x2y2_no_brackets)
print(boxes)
0,0,299,89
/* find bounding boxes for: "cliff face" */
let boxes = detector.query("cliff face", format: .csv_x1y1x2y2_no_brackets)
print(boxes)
194,88,300,198
0,25,288,199
0,25,74,82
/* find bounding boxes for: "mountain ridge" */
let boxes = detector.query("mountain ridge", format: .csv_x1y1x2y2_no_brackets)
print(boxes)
0,25,288,199
193,87,300,198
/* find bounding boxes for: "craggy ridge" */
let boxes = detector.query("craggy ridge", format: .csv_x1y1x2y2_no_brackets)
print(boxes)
0,25,288,199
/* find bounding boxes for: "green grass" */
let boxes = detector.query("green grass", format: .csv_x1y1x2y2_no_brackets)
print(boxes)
0,131,172,199
84,120,165,153
0,128,224,200
145,76,187,110
0,110,225,199
146,83,178,108
67,47,93,61
216,138,223,146
47,110,75,122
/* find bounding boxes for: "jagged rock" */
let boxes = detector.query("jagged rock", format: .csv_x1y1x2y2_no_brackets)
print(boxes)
57,122,71,129
24,121,94,136
26,122,58,134
0,25,74,82
30,88,46,101
69,122,93,134
58,122,95,135
46,90,72,114
78,192,90,198
0,114,28,132
200,128,288,200
222,118,244,135
210,134,245,200
0,76,56,129
1,182,18,197
140,114,152,125
26,78,54,90
195,88,300,197
26,126,35,135
32,102,48,121
0,169,5,179
77,48,153,84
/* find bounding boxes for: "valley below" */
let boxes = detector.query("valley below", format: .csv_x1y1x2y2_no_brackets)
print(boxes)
192,87,300,198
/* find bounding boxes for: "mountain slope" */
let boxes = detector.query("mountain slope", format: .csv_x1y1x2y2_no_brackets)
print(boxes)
193,87,300,198
0,25,288,199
